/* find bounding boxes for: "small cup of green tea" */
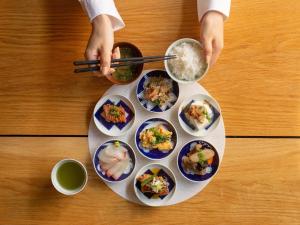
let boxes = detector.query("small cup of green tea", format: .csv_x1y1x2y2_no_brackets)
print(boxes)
51,159,88,195
107,42,143,85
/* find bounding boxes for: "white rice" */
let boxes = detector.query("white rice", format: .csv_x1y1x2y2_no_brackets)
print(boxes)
168,42,206,81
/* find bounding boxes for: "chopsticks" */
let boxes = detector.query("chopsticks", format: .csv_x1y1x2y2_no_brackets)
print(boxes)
73,55,176,73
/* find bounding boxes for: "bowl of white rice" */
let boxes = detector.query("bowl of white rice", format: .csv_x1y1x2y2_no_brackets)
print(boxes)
165,38,208,84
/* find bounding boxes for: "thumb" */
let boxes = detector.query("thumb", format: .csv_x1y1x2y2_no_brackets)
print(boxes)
112,47,121,59
202,38,213,66
100,48,112,76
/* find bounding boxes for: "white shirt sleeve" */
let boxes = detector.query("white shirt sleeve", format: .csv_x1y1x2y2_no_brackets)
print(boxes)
78,0,125,31
197,0,231,22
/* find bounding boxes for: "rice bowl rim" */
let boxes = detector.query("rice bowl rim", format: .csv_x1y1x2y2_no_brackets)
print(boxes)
164,38,209,84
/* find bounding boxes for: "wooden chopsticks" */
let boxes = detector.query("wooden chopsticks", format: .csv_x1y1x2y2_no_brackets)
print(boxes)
73,55,176,73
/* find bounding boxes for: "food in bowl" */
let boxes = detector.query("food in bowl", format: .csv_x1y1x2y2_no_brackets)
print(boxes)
101,104,126,123
135,165,175,200
112,43,143,84
136,70,179,113
137,174,170,197
94,95,136,136
98,141,133,180
134,163,176,205
165,38,208,82
144,76,173,107
178,94,221,137
135,118,178,160
168,41,206,81
183,100,213,130
182,143,215,176
139,125,173,151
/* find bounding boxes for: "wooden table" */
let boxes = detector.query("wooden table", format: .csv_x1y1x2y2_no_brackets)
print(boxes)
0,0,299,224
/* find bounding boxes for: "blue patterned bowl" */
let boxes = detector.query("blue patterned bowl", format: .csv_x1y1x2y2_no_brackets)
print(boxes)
178,94,221,137
136,70,179,113
94,95,135,136
177,140,219,182
134,163,177,207
93,140,136,183
135,118,178,160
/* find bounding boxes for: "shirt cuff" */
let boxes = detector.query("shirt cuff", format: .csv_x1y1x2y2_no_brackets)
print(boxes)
197,0,231,22
79,0,125,31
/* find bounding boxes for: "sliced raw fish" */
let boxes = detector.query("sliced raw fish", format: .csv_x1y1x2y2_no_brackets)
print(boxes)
98,150,118,164
103,146,117,157
118,145,127,153
112,158,130,180
106,161,123,178
100,162,115,171
109,145,127,153
102,146,127,160
113,150,126,161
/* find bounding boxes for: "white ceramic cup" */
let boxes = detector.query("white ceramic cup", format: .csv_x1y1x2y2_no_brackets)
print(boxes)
51,159,88,195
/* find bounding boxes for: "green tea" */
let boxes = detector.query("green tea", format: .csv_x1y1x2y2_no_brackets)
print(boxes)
56,161,86,190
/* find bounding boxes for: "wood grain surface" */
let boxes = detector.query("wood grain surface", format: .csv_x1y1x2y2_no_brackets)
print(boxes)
0,0,299,136
0,137,299,225
1,1,299,224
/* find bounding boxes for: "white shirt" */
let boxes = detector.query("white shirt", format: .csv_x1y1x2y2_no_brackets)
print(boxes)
79,0,231,31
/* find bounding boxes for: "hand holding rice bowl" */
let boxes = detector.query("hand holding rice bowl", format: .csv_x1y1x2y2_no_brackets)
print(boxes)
165,38,208,83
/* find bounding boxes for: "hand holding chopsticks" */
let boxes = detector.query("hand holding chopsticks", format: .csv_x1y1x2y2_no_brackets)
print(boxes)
73,55,176,73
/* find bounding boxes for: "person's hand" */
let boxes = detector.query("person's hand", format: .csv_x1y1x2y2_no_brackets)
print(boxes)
200,11,225,66
85,14,119,76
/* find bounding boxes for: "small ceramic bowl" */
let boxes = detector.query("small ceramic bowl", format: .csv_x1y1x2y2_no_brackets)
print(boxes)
94,94,135,137
177,140,219,182
107,42,143,85
136,70,179,113
134,163,176,207
51,159,88,196
164,38,208,84
93,140,136,183
178,94,221,137
135,118,178,160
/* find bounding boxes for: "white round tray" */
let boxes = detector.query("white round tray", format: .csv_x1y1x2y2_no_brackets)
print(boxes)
88,70,225,206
